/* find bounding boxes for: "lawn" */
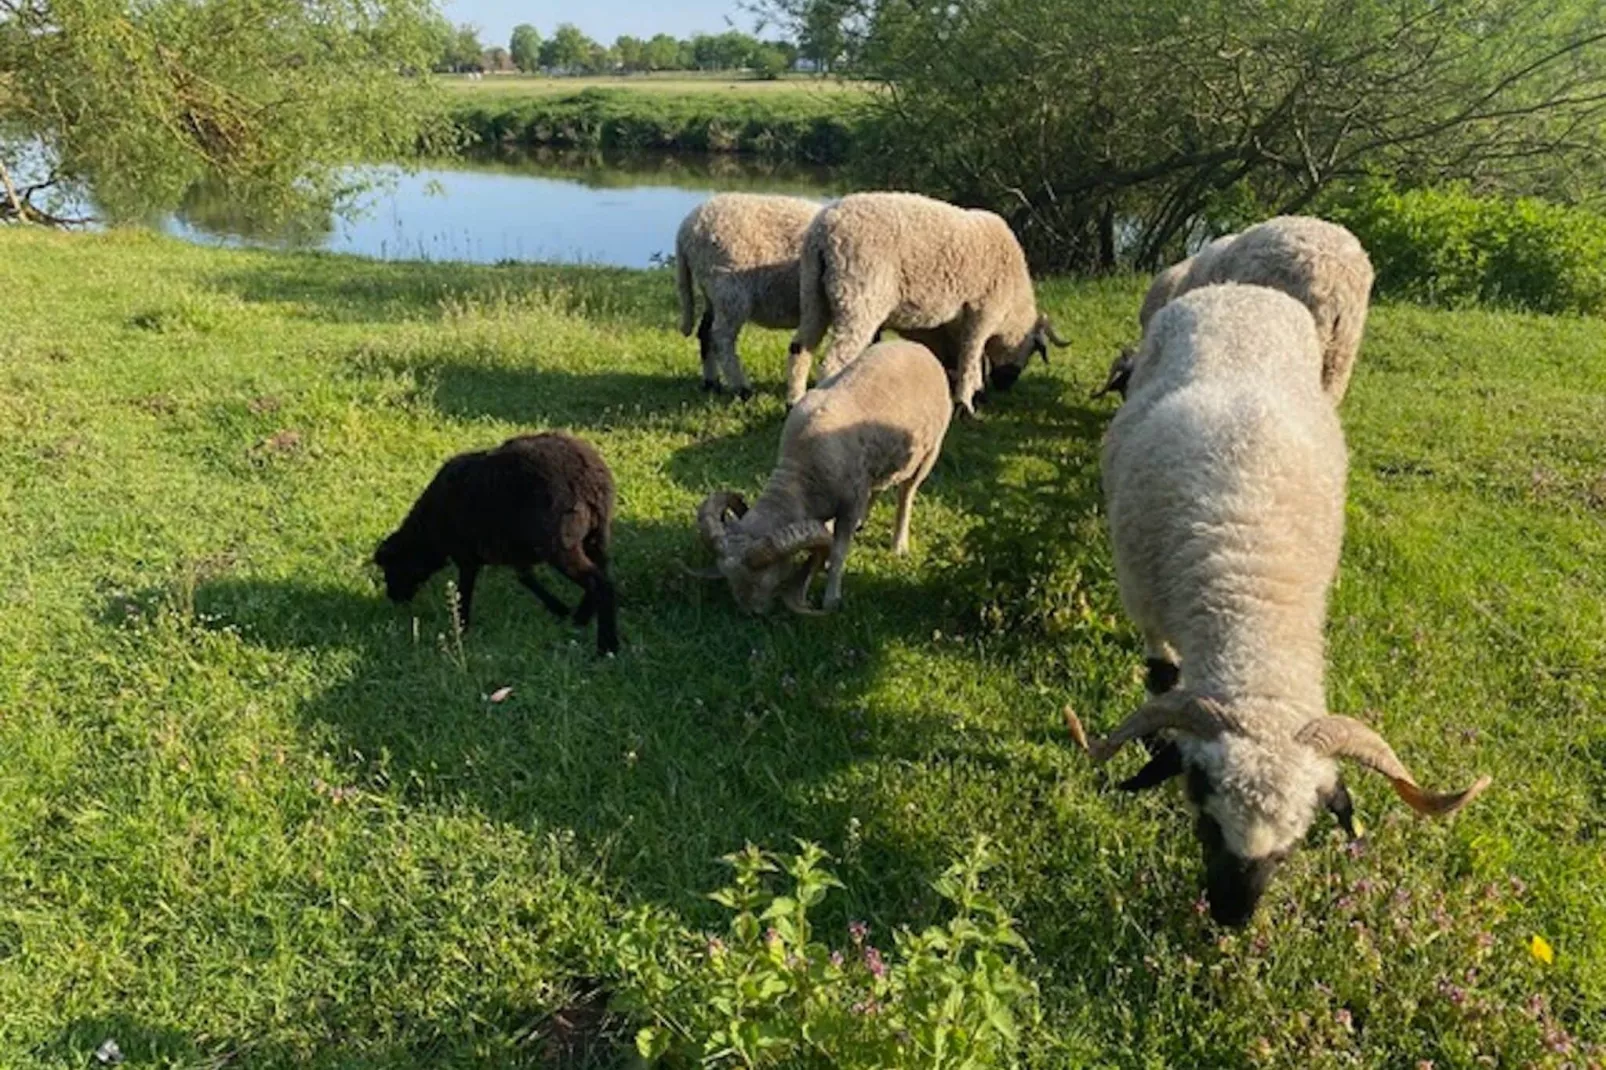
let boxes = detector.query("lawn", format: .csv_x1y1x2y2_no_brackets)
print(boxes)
1,226,1603,1067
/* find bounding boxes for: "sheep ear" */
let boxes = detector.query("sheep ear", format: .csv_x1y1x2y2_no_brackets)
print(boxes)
1322,776,1358,839
1092,349,1134,399
1117,741,1184,792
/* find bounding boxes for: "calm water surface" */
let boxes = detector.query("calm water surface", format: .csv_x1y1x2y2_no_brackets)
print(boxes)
164,151,844,268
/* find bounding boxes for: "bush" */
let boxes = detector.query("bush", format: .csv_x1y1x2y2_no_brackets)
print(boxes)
1322,183,1606,315
611,840,1041,1068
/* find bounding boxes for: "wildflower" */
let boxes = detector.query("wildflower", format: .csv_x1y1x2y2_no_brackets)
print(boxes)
1353,878,1376,896
1524,993,1548,1018
1336,895,1356,913
830,950,845,968
1437,979,1468,1007
1192,895,1209,917
1343,838,1367,859
864,945,887,978
851,998,881,1016
1416,1061,1435,1070
848,920,869,945
1545,1028,1574,1055
1334,1008,1354,1031
706,936,725,958
765,927,781,947
1530,934,1555,965
1475,931,1495,951
1510,875,1528,897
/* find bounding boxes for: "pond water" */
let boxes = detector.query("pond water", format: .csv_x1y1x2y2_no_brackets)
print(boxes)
163,151,846,268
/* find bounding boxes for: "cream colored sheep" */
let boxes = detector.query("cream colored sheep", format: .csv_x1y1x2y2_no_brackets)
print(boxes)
1069,283,1488,927
686,340,952,614
786,192,1065,413
1100,218,1373,403
676,193,821,398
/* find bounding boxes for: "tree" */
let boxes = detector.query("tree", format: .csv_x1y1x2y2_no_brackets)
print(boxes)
439,23,486,73
509,24,543,72
764,0,1606,271
0,0,445,227
796,0,849,73
751,44,792,79
643,34,683,71
614,35,647,72
539,23,596,73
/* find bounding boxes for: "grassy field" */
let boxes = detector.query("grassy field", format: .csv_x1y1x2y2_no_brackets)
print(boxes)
443,75,867,163
441,74,867,99
1,226,1603,1067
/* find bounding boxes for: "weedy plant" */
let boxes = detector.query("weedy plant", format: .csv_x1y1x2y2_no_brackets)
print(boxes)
614,840,1040,1068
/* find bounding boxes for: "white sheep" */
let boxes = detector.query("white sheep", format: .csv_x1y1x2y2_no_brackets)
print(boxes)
1069,283,1488,927
686,340,952,613
676,193,822,399
785,192,1066,413
1099,218,1373,403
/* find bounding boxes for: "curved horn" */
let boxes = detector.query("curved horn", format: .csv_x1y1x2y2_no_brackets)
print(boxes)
1296,715,1491,817
744,519,832,569
1038,315,1071,348
697,491,748,547
1064,691,1237,764
1091,348,1135,399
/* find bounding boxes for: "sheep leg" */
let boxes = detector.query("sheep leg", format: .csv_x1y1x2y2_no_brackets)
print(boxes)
697,305,718,391
710,306,753,400
453,560,480,630
818,317,880,381
951,318,991,416
822,490,870,612
892,450,939,555
553,543,618,655
516,568,572,618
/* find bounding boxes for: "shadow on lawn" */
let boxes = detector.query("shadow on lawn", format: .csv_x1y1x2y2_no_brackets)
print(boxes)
207,256,677,329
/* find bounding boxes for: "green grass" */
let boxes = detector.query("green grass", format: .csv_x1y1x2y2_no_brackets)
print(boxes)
1,226,1603,1067
441,73,867,99
444,78,868,163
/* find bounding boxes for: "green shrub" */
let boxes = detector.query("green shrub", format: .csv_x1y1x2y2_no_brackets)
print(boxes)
612,840,1040,1068
1321,183,1606,315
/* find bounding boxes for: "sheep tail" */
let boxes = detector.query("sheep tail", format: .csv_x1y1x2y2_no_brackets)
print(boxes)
677,241,696,337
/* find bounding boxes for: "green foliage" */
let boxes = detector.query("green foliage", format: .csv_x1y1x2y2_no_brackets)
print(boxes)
450,86,867,162
1321,183,1606,316
615,840,1040,1067
540,23,601,74
435,22,487,73
0,0,447,227
509,24,543,73
759,0,1606,271
1,230,1604,1066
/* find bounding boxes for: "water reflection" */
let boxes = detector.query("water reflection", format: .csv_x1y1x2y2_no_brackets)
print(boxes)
164,149,843,268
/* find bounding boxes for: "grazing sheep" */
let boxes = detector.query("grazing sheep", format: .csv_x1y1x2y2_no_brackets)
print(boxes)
786,192,1067,413
676,193,822,399
1097,218,1372,403
1068,284,1487,927
687,340,952,613
374,432,619,655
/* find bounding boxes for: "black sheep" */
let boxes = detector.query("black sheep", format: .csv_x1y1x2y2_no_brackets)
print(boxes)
373,432,619,655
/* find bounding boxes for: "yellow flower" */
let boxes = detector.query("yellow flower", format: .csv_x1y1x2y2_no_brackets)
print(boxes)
1529,934,1554,965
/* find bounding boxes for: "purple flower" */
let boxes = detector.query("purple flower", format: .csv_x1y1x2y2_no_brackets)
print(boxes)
830,950,845,968
1353,878,1376,896
1525,993,1548,1018
1545,1028,1574,1055
1344,839,1368,859
864,945,887,978
1475,931,1495,951
1437,979,1468,1007
848,920,869,945
765,927,781,946
851,998,880,1016
1192,895,1209,917
1334,1008,1353,1030
1336,895,1356,913
706,936,725,958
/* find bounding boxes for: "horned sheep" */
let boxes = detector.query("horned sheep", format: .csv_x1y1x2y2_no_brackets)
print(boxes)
786,192,1066,413
373,432,619,655
1069,284,1487,927
688,340,952,614
676,193,822,398
1099,217,1373,403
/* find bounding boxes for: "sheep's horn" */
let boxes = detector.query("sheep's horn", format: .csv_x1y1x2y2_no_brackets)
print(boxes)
697,491,747,547
1039,315,1070,348
745,519,832,569
781,548,828,616
1091,349,1135,399
1297,715,1491,817
1066,691,1236,764
679,562,726,581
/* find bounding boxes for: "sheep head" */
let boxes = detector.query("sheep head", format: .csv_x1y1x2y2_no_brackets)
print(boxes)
1066,694,1489,927
987,313,1069,392
691,491,832,614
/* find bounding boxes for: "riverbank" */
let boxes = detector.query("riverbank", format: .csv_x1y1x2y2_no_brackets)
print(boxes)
446,75,872,163
2,228,1602,1066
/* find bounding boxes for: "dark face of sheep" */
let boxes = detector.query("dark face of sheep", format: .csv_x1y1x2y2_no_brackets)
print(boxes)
689,492,832,615
1070,694,1491,928
987,315,1068,392
373,533,447,604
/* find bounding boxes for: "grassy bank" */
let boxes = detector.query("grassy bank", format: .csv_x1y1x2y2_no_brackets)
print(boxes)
445,76,870,163
1,228,1603,1067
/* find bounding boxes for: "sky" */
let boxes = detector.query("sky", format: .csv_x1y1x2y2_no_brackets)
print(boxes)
442,0,768,51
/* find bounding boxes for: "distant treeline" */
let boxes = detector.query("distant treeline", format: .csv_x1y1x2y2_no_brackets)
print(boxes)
436,22,823,80
450,88,867,165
